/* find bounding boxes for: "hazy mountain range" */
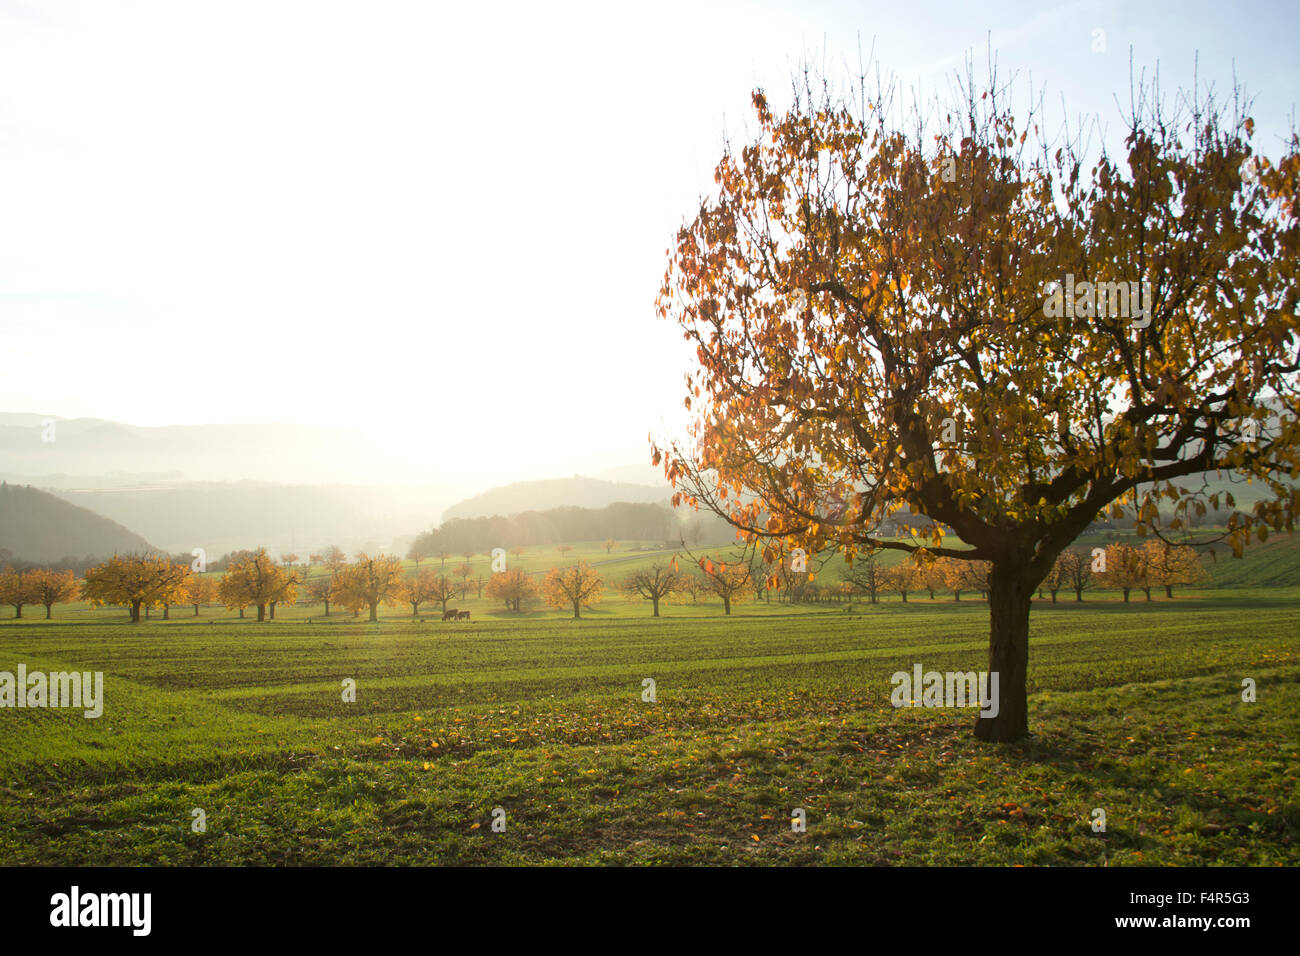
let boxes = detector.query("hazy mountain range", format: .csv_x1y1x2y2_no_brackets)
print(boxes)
3,474,678,562
441,475,671,521
0,413,674,560
0,483,155,563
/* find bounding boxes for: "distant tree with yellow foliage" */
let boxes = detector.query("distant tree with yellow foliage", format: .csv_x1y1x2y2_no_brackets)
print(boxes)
0,566,38,619
184,575,219,616
27,568,79,619
83,554,190,623
542,561,603,619
331,553,404,622
1142,540,1207,598
486,567,538,612
938,557,992,601
888,560,925,603
1098,543,1150,602
398,567,441,616
218,548,295,622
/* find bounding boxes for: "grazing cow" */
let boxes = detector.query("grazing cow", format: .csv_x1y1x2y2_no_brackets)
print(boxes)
442,609,458,621
456,610,471,621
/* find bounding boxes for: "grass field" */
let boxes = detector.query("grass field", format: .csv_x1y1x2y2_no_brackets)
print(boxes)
1,582,1296,865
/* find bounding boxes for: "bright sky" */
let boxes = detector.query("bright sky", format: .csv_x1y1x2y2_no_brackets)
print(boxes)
2,0,1297,486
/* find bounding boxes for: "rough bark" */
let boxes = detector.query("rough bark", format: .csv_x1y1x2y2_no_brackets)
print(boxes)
974,561,1034,743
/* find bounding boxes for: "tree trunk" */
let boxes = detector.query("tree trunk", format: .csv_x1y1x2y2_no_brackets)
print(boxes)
572,600,581,619
324,599,330,616
239,607,245,618
369,602,378,622
130,600,142,623
1122,588,1130,603
652,596,659,617
1165,585,1173,598
257,603,266,622
194,604,200,616
163,604,170,620
1074,588,1083,602
722,596,731,614
45,604,52,619
974,562,1033,743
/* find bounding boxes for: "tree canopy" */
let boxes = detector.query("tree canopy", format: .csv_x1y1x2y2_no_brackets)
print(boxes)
654,63,1300,740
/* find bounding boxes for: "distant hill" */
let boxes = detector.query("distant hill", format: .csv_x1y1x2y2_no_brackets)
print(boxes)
442,476,671,521
47,481,456,558
412,501,685,555
0,483,155,563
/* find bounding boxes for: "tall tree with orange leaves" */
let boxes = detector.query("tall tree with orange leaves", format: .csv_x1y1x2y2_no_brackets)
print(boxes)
654,63,1300,740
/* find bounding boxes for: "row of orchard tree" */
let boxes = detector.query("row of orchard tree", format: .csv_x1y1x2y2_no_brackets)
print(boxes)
0,567,81,618
0,548,621,623
606,539,1208,615
0,538,1205,621
604,539,1207,615
823,540,1206,606
0,551,749,621
1,551,447,623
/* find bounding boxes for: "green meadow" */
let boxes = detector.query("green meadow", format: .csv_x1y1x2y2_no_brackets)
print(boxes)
1,552,1296,865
